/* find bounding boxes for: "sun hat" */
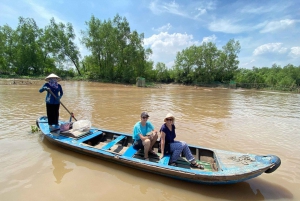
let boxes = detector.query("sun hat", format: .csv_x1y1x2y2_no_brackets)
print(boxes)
141,112,149,118
45,73,61,81
164,113,175,122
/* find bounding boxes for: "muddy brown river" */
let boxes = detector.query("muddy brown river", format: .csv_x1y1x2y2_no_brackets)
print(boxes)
0,80,299,201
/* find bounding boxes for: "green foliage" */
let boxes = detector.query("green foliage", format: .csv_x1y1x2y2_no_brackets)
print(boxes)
31,125,39,133
0,17,81,77
45,18,81,75
81,14,151,84
156,62,171,82
171,40,240,84
234,64,300,91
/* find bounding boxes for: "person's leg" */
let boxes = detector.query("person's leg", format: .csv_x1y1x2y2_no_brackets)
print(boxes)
133,139,143,150
169,141,184,163
143,139,150,159
46,104,54,125
180,141,204,169
53,104,60,125
180,141,195,162
149,133,158,150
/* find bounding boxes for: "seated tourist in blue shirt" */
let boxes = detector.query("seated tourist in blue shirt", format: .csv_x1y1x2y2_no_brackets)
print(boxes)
132,112,158,161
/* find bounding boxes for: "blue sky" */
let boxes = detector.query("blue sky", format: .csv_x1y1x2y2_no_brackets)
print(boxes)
1,0,300,69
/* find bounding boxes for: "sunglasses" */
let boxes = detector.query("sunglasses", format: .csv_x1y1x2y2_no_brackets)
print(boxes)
166,118,173,121
142,116,148,119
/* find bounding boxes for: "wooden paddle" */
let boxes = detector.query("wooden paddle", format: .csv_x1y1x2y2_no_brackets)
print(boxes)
46,88,77,121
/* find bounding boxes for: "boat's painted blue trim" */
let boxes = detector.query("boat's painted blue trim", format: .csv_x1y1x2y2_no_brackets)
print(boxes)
102,135,126,150
47,133,116,157
157,171,263,185
122,145,138,157
159,154,171,165
76,131,103,143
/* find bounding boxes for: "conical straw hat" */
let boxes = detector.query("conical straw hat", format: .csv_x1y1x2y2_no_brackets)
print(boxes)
45,73,61,81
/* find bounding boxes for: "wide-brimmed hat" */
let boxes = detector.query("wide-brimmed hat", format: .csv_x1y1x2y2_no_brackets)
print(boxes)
164,113,175,122
45,73,61,81
141,112,149,118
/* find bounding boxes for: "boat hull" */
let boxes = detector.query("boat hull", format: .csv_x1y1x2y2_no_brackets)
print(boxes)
37,116,280,185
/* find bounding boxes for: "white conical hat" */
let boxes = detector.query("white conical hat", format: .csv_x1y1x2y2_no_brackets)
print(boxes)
45,73,61,81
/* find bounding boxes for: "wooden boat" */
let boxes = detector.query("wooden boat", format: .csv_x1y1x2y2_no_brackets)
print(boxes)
36,116,281,185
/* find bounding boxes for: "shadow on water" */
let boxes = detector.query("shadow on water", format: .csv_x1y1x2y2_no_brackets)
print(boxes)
39,136,73,184
39,136,292,201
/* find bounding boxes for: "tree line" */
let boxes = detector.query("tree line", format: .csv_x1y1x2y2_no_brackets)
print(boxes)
235,64,300,91
0,14,299,90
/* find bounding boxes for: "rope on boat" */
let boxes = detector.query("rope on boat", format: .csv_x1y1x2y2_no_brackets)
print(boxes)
228,155,255,165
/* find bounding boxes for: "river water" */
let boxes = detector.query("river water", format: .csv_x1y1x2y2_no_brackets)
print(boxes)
0,80,299,201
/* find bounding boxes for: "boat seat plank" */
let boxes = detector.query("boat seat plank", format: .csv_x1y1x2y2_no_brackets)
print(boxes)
159,154,171,165
122,146,138,157
77,131,103,143
101,135,126,150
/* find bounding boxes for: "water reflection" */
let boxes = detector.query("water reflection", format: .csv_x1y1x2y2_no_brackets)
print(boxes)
40,136,73,184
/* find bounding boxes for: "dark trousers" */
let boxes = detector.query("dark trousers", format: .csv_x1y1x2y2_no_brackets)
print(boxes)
46,103,60,125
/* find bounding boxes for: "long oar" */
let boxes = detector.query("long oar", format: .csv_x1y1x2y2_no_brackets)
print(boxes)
47,88,77,121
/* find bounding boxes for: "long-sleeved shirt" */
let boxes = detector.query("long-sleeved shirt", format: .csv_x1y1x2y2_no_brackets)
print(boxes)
39,83,63,104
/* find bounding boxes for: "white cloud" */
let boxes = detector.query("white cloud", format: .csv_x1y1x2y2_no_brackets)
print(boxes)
149,1,184,16
144,32,200,67
289,47,300,58
202,34,217,43
195,8,207,17
26,0,65,24
239,3,287,14
240,6,271,14
253,43,288,56
152,23,172,32
260,19,296,33
208,19,251,34
149,0,215,20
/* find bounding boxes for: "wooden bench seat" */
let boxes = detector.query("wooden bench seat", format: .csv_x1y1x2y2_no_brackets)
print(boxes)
77,131,102,143
101,135,126,151
122,146,138,157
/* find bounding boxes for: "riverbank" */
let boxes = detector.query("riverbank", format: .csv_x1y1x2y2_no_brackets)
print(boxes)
0,77,298,92
0,78,41,85
0,77,163,88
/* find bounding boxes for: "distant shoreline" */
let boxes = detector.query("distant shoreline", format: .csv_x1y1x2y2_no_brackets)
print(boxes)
0,78,298,93
0,78,42,85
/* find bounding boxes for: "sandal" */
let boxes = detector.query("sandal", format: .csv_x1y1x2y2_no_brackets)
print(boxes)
190,161,204,169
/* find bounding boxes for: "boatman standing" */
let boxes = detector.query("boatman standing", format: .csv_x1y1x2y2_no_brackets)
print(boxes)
39,73,63,131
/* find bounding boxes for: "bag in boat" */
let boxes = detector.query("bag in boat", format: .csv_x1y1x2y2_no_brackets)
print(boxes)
60,122,72,132
72,120,91,132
